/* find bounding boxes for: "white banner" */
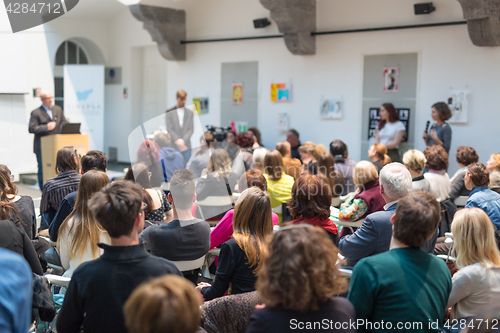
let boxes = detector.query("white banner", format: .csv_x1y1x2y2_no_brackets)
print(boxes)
63,65,104,151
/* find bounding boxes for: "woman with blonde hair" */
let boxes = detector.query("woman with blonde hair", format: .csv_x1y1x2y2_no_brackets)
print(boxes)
197,187,273,301
252,147,269,173
402,149,430,193
58,170,110,277
447,208,500,320
298,141,316,168
487,153,500,194
368,143,391,173
247,226,354,332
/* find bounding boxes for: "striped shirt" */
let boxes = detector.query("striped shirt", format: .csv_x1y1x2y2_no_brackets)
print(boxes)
41,170,81,219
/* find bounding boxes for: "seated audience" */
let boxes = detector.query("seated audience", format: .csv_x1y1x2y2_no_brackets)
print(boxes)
263,150,295,222
252,147,268,173
348,192,452,332
276,141,302,180
298,141,316,170
287,175,339,246
196,187,273,301
126,163,172,223
196,149,239,219
58,170,110,277
210,170,279,250
187,132,215,178
423,145,451,202
0,248,33,333
367,143,391,173
40,146,81,231
49,150,108,241
330,140,357,195
338,161,385,222
140,169,210,282
247,226,355,333
464,162,500,230
224,130,239,160
487,153,500,194
0,165,35,239
306,144,328,175
317,152,344,197
402,149,430,192
248,127,264,149
450,146,479,202
124,275,202,333
137,140,163,187
447,208,500,321
57,180,181,333
286,129,301,161
154,131,185,182
339,163,438,267
235,132,255,171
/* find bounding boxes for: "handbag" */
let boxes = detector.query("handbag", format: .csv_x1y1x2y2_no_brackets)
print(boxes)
32,273,56,322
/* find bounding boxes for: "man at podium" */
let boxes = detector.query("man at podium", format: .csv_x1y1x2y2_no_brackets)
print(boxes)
29,90,69,189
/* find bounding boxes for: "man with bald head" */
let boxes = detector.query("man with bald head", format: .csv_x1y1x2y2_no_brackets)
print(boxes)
339,162,439,267
29,90,69,188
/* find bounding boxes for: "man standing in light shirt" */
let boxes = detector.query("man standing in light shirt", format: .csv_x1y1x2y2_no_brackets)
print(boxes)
166,89,194,163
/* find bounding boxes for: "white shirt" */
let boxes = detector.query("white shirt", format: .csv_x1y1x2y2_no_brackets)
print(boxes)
424,171,451,202
177,108,185,127
42,105,53,120
378,121,406,147
58,217,110,277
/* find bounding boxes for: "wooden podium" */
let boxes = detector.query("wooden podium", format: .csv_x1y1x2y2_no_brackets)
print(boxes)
41,134,89,182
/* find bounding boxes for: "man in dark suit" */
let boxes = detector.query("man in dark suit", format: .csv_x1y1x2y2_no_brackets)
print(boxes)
339,163,438,267
29,91,69,188
166,89,194,163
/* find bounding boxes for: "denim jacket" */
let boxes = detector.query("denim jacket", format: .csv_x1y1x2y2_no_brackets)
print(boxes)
466,186,500,229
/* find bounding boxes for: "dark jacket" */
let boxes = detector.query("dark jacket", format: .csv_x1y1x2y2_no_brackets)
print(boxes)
49,191,77,241
355,179,386,218
166,106,194,149
29,105,69,154
56,243,181,333
159,147,185,181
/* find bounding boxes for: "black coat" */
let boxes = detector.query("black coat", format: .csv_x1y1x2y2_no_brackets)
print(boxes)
29,105,69,154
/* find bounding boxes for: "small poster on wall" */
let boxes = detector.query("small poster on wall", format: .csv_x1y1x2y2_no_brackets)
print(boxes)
383,67,399,92
368,107,410,142
232,84,243,104
230,120,248,133
193,97,209,114
277,112,289,131
448,91,469,123
271,83,292,102
320,98,343,119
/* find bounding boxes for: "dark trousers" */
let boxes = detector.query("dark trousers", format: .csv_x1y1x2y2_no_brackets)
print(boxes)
36,152,43,189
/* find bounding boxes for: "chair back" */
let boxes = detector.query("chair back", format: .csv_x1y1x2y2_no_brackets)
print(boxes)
172,256,205,272
454,196,468,207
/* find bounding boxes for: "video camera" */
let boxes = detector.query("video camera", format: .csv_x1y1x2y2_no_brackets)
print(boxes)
206,125,232,142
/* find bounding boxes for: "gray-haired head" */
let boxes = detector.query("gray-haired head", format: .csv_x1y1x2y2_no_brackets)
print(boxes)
379,162,412,201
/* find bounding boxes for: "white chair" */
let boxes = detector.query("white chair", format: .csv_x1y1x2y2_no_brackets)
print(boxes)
33,197,41,231
336,219,365,233
271,205,282,214
454,196,468,207
331,197,341,208
196,195,234,222
202,248,221,280
338,268,353,278
171,256,206,272
45,274,71,288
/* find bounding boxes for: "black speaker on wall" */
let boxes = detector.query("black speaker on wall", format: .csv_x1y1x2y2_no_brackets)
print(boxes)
414,2,435,15
253,18,271,28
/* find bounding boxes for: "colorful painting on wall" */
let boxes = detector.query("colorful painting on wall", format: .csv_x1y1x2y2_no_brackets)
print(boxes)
232,84,243,104
271,83,292,102
383,67,399,92
193,97,209,114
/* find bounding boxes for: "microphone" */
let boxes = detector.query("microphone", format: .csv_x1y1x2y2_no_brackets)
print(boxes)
425,121,430,133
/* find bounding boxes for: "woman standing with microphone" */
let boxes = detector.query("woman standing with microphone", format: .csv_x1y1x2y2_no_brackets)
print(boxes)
423,102,453,155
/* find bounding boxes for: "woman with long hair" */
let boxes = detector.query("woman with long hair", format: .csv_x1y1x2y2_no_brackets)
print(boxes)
374,103,406,163
197,187,273,301
298,141,316,170
236,132,255,171
316,152,344,198
58,170,110,277
0,165,36,239
448,208,500,320
248,127,264,149
368,143,391,173
330,140,357,195
247,226,354,333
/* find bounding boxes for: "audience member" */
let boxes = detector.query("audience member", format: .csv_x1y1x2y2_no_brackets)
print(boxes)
298,141,316,170
487,153,500,194
0,248,33,333
248,127,264,148
338,161,385,222
224,130,239,160
367,143,391,173
423,145,451,202
187,132,215,178
286,129,301,161
374,103,406,163
196,149,239,219
339,163,438,267
125,163,172,223
402,149,430,192
287,175,339,246
235,132,255,171
140,169,210,283
348,192,452,332
330,140,356,195
40,146,81,231
464,163,500,230
317,152,344,197
57,180,181,333
196,187,273,300
154,131,185,182
210,171,279,250
448,208,500,321
137,140,163,187
248,226,355,333
58,170,110,277
252,147,268,173
450,146,479,202
0,165,36,239
306,144,328,175
276,141,301,180
263,150,295,222
124,275,202,333
423,101,453,155
49,150,108,241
